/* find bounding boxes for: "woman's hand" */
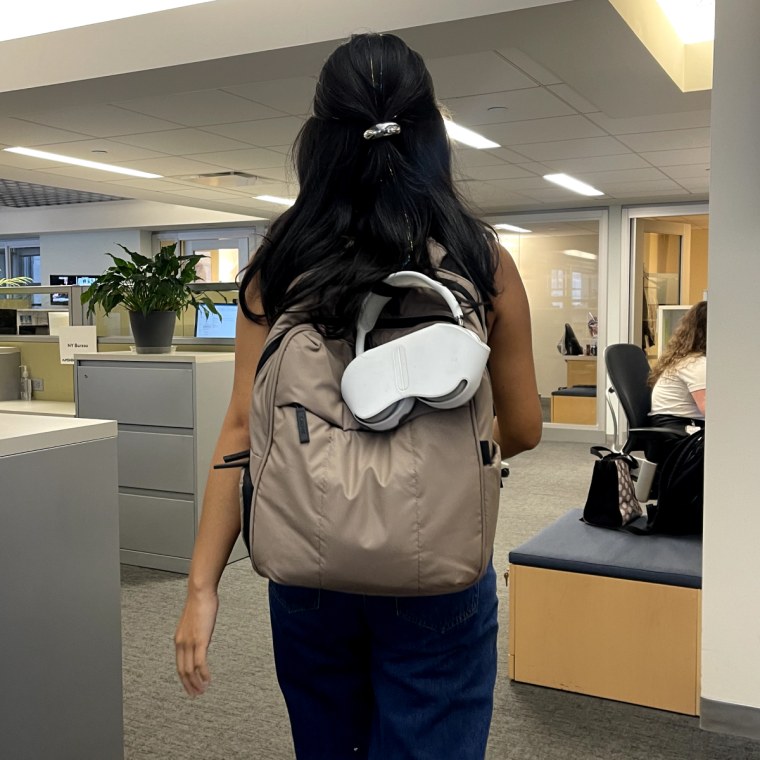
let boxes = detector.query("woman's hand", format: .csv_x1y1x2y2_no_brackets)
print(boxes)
174,589,219,697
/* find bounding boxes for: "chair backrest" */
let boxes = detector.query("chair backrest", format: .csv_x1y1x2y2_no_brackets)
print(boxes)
604,343,653,429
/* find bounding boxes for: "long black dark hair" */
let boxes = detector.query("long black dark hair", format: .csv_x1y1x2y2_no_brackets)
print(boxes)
239,32,497,336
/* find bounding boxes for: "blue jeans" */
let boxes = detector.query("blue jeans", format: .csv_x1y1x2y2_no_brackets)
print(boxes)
268,564,498,760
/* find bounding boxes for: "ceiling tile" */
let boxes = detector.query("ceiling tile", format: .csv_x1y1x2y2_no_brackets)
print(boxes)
443,88,574,127
547,85,599,114
587,110,711,135
641,147,711,166
34,138,166,163
248,165,297,183
486,176,557,192
41,165,154,183
609,188,690,199
463,164,536,181
577,167,668,184
617,127,710,153
677,178,711,193
660,163,711,179
186,147,288,171
513,161,554,175
16,106,181,137
519,187,591,203
118,155,229,176
426,52,536,99
113,128,252,154
453,147,507,168
596,178,684,193
0,117,90,146
222,77,317,117
541,153,651,173
479,115,605,146
114,90,286,127
510,136,631,161
114,178,198,192
201,116,305,147
496,48,562,85
161,186,250,199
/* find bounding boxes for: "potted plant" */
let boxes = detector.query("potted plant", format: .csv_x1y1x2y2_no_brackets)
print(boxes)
81,242,220,354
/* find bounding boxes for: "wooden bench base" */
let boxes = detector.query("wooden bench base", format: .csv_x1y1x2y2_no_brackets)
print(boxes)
550,394,596,424
508,564,701,715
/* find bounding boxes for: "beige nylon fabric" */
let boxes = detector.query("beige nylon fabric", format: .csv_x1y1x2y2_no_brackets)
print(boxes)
245,252,500,596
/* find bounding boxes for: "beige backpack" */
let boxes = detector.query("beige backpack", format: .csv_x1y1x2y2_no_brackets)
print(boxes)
239,247,501,596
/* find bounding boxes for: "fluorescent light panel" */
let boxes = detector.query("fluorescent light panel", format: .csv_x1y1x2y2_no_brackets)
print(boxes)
543,173,604,197
563,249,598,260
494,223,532,233
254,195,296,207
657,0,715,44
444,119,500,150
3,147,162,178
2,1,215,42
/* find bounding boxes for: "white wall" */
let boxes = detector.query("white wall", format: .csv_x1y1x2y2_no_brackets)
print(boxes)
701,0,760,711
40,230,152,282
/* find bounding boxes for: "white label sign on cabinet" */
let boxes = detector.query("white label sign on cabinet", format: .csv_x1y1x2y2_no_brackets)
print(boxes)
59,326,97,365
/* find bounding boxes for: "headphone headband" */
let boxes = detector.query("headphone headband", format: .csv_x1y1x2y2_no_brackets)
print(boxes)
356,272,464,355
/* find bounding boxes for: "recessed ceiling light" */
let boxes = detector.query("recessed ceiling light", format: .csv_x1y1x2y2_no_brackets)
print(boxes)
444,119,500,150
656,0,715,44
3,147,162,178
0,1,215,42
254,195,296,207
563,249,598,260
494,223,532,233
543,173,604,197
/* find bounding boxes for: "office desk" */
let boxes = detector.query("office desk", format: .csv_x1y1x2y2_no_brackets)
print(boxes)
0,414,123,758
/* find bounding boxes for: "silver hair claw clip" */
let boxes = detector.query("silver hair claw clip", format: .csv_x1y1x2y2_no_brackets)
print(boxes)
363,122,401,140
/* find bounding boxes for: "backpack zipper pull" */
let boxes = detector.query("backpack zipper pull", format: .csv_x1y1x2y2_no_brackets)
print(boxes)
294,404,310,444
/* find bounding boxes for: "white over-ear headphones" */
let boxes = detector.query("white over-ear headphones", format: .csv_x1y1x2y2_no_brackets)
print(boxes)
341,271,490,431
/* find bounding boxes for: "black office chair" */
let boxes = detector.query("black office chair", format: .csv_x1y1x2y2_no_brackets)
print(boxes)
604,343,687,499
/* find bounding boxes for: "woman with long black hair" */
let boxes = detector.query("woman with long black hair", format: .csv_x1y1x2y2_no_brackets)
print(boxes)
175,33,541,759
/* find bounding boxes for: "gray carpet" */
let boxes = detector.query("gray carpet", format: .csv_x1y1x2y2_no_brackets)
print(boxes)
121,441,760,759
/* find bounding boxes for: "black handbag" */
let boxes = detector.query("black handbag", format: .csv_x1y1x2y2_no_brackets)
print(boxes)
582,446,643,529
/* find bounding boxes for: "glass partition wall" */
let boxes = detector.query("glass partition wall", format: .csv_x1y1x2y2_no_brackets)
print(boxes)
488,210,606,428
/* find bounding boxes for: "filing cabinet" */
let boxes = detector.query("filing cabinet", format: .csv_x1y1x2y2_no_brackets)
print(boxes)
75,351,245,573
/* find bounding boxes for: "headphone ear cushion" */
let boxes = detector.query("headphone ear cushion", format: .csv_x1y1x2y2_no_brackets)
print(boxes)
358,397,414,431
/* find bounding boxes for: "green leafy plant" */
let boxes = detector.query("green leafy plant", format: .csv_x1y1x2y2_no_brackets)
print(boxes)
81,243,220,318
0,276,33,286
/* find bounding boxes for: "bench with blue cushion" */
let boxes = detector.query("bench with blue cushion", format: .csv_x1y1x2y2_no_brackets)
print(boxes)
507,509,702,715
550,385,597,424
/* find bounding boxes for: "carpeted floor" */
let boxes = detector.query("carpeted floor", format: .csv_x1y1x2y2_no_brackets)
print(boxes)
121,441,760,759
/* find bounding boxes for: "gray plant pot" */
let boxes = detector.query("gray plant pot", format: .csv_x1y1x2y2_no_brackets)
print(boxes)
128,311,177,354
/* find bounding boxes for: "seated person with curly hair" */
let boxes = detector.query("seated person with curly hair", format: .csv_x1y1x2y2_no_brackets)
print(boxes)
646,301,706,463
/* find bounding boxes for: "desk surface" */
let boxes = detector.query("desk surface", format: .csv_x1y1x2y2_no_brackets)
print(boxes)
0,400,76,417
0,413,116,457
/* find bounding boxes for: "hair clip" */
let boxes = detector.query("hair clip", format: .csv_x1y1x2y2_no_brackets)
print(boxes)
363,122,401,140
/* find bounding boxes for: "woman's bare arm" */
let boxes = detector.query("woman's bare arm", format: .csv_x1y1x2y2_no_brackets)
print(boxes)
488,245,542,458
175,294,269,697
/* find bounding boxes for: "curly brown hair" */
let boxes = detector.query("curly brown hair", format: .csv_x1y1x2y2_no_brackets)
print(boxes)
648,301,707,387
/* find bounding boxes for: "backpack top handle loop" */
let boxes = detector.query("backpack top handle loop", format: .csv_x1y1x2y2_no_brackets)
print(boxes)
356,271,464,355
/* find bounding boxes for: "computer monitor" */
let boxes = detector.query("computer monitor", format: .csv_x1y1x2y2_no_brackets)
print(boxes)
50,274,76,305
50,275,98,305
194,302,237,339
